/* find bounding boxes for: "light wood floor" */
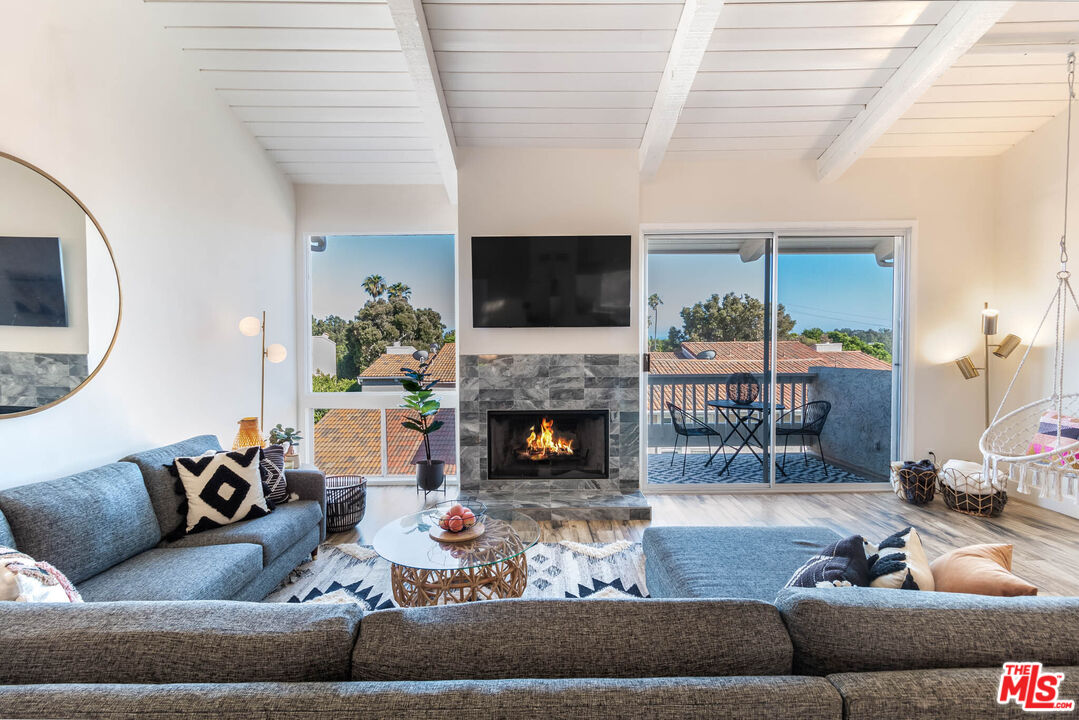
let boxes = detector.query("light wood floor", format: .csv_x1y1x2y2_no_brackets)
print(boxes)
330,484,1079,596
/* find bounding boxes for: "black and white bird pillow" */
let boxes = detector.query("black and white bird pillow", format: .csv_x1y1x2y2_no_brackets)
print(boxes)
174,447,272,534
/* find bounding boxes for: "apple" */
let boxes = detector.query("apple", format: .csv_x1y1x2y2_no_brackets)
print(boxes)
448,515,464,532
448,504,465,516
461,508,475,521
439,516,450,530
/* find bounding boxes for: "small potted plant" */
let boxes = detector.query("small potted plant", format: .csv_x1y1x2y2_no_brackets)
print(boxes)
398,351,445,492
269,424,303,469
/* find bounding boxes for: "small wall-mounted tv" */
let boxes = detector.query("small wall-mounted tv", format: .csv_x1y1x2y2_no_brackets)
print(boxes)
0,236,68,327
472,235,631,328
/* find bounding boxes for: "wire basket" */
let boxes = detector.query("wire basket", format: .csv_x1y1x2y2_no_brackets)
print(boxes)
325,475,367,534
890,460,938,505
938,466,1007,518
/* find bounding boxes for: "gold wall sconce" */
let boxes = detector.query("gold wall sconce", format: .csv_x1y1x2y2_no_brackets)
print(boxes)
954,302,1021,426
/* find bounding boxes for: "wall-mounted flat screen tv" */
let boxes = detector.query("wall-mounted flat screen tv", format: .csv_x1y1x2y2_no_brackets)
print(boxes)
0,236,68,327
472,235,631,328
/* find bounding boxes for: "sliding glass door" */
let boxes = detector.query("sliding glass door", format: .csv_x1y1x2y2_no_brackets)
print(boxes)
644,231,901,490
775,237,896,485
645,234,773,486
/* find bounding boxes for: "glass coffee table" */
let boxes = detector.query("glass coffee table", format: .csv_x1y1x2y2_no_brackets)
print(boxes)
372,507,541,607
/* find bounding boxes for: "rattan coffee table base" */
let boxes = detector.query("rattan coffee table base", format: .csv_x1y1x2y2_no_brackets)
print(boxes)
390,554,528,607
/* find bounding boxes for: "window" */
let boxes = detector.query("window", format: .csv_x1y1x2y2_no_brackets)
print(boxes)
301,234,457,480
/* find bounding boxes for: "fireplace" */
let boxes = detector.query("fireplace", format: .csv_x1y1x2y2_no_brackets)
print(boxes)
487,410,609,480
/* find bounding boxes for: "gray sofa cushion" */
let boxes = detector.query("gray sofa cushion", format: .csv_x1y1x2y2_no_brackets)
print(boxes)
643,526,841,601
353,598,793,681
77,544,262,601
121,435,221,539
0,463,160,584
0,601,362,685
0,676,843,720
0,509,13,549
164,500,321,564
232,526,320,602
776,587,1079,675
829,667,1079,720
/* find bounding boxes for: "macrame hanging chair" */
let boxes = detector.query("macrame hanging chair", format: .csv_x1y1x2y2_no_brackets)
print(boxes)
980,53,1079,507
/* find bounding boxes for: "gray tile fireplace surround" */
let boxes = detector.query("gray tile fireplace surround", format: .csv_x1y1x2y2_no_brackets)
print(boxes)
459,353,651,521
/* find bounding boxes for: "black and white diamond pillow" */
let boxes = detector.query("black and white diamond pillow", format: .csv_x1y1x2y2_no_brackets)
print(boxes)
175,447,272,534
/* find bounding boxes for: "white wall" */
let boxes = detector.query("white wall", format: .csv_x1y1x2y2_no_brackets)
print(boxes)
0,159,88,355
0,0,296,486
641,154,1001,464
996,109,1079,519
456,147,641,355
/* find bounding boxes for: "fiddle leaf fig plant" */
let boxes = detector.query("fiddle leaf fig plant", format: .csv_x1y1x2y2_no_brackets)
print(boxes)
399,355,443,463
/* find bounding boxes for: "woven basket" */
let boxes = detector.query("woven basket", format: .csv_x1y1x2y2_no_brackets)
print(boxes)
890,460,937,505
938,468,1007,518
325,475,367,534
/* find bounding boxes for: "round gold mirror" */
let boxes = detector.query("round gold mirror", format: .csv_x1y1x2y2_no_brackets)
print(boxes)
0,151,121,418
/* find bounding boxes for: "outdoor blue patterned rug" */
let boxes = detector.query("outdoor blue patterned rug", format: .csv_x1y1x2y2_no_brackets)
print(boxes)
265,540,648,609
647,451,879,484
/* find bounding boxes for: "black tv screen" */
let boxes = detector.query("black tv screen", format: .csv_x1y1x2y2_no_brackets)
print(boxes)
472,235,631,328
0,236,68,327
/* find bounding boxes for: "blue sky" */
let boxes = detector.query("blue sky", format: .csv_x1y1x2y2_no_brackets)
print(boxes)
648,251,893,337
311,234,456,331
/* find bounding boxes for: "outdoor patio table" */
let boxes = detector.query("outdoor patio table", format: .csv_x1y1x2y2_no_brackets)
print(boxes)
705,399,786,477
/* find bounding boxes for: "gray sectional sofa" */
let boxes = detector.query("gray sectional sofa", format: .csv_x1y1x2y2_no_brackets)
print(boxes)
0,435,325,601
0,591,1077,719
1,453,1076,719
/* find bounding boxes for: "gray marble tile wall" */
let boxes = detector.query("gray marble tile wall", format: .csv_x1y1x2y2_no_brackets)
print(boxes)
0,351,89,409
459,353,641,506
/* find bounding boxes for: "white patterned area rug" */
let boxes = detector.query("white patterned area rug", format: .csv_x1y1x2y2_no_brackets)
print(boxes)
264,540,648,609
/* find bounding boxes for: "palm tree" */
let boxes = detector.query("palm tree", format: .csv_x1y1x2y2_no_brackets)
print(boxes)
362,274,386,301
648,293,663,349
387,282,412,300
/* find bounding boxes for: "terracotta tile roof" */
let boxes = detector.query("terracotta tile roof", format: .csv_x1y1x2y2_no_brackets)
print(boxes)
313,407,457,478
312,409,381,477
659,341,890,374
359,342,456,383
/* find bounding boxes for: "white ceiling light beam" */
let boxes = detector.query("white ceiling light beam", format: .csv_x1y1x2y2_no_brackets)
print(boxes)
639,0,726,180
816,1,1014,183
386,0,458,203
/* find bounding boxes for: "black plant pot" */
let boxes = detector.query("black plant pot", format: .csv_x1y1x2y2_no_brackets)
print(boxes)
416,459,445,491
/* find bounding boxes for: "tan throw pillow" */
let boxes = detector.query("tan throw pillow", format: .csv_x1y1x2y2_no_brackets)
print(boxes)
929,544,1037,597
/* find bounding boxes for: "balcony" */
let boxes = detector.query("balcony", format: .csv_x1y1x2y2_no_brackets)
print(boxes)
647,368,891,485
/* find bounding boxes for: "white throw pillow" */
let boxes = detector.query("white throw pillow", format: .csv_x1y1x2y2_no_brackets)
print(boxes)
174,446,272,534
864,526,935,591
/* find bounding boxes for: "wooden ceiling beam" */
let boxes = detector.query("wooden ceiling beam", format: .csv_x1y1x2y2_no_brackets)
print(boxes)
639,0,726,180
387,0,458,203
816,0,1014,183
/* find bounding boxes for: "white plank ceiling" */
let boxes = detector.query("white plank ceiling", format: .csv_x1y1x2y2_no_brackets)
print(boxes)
867,1,1079,159
142,0,1079,186
142,0,444,186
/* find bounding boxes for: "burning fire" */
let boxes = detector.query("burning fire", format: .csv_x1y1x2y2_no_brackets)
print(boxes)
520,417,574,461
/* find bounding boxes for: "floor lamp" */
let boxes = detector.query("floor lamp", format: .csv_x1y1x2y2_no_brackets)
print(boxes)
238,312,287,443
955,302,1022,427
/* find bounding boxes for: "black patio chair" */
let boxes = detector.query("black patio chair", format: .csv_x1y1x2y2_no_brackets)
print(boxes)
667,402,723,476
776,400,832,478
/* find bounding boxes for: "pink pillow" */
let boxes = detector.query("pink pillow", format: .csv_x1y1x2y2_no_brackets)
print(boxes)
1028,411,1079,467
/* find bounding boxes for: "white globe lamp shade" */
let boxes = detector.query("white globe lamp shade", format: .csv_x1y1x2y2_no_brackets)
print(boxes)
266,343,287,364
239,316,261,337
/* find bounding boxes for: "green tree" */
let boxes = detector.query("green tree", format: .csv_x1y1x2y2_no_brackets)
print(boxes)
362,274,387,301
679,292,795,342
824,330,892,364
648,293,663,350
344,298,445,372
312,314,358,379
387,282,412,300
442,329,456,344
311,372,360,423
